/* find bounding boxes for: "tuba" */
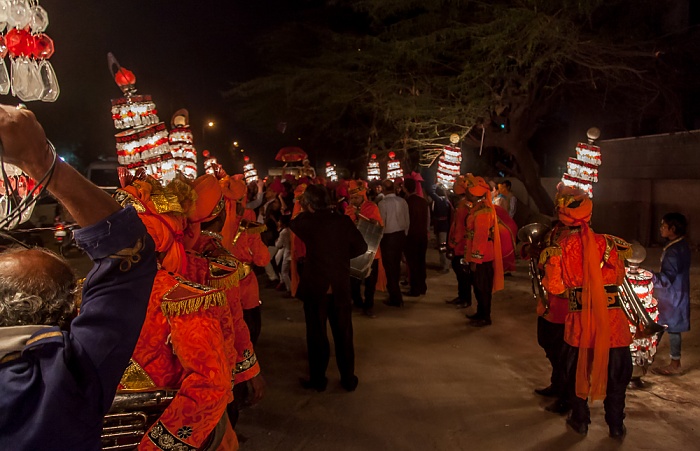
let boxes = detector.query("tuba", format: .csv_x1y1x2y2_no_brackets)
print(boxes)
618,242,666,338
517,223,551,315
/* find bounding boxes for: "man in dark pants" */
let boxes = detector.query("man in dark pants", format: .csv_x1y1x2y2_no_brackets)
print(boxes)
541,185,633,438
291,185,367,392
378,179,409,307
463,175,504,327
446,176,473,308
403,178,429,296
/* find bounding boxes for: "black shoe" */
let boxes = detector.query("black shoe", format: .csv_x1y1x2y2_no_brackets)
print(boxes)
299,377,327,392
363,308,376,318
534,385,557,397
403,291,421,297
469,318,492,327
465,313,482,320
609,424,626,439
340,375,359,392
544,399,570,415
628,377,646,390
446,297,468,305
566,418,588,436
383,300,403,307
455,302,470,309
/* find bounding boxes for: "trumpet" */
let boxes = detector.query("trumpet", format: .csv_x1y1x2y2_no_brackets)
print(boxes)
517,223,551,315
617,242,666,338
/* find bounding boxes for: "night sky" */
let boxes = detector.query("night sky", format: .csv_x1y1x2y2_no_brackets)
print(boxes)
0,1,299,172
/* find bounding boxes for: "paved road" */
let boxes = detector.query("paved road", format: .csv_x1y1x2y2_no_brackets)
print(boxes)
234,250,700,451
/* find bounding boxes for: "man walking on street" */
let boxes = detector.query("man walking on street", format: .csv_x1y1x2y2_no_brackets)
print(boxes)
291,185,367,392
378,179,409,307
403,178,429,297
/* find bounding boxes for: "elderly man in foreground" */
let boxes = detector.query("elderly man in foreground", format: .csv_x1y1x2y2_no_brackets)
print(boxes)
0,105,157,450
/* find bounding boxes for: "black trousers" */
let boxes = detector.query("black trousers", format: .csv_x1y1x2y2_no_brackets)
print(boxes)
564,345,633,427
380,231,406,304
303,294,355,383
451,256,472,303
351,259,379,310
473,261,494,320
243,306,262,347
537,316,567,396
404,234,428,295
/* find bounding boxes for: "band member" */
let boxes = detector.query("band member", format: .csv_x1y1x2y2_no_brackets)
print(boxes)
540,185,632,438
345,180,385,318
464,174,504,327
445,175,472,308
115,179,238,450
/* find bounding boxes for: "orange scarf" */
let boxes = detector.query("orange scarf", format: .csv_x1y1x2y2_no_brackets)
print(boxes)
467,175,504,292
558,188,610,401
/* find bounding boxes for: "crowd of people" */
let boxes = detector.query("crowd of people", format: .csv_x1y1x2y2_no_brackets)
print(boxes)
0,107,692,449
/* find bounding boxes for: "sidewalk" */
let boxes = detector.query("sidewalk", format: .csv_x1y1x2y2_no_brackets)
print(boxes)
236,249,700,450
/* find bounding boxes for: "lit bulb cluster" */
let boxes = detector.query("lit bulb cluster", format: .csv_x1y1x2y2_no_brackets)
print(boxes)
561,141,602,197
325,162,338,182
626,268,661,368
244,159,258,184
167,125,197,180
386,153,403,180
367,154,381,181
0,0,59,102
436,146,462,189
111,95,159,130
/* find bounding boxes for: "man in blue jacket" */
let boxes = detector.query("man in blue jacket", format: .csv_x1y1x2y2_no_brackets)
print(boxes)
0,105,157,450
651,212,691,376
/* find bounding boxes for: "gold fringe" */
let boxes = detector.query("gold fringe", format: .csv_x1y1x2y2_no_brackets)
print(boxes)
160,291,226,317
539,246,562,265
209,273,239,290
243,223,267,235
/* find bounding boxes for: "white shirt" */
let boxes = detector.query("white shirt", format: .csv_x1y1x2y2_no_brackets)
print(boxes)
378,193,410,234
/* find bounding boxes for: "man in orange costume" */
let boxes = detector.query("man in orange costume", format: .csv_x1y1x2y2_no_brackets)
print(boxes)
445,175,472,308
541,185,632,438
115,179,238,450
345,180,385,318
463,174,504,327
217,174,271,346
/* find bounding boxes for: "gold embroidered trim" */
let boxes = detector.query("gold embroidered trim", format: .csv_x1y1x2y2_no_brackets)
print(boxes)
539,246,562,265
25,331,63,346
109,237,145,272
114,190,146,213
119,358,157,390
201,230,223,241
208,272,239,290
235,350,258,374
148,420,197,451
0,352,21,364
605,234,633,261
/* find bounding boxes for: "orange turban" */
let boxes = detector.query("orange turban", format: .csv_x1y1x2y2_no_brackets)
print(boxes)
466,174,490,198
555,184,593,227
555,184,610,402
453,175,468,195
184,174,223,250
219,175,248,252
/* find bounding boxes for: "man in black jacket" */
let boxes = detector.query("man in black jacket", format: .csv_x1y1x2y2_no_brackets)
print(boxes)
290,184,368,392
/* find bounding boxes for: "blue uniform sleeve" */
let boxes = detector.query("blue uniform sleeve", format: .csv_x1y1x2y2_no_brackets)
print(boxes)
652,247,681,289
70,206,157,413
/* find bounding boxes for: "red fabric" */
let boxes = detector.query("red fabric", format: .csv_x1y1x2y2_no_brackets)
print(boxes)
448,198,470,256
494,205,517,272
228,218,271,310
128,271,233,450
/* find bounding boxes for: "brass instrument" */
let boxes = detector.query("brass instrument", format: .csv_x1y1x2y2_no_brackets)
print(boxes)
517,223,551,315
101,390,226,450
618,243,666,338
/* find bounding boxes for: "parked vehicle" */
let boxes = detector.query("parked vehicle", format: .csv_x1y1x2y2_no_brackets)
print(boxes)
54,219,81,256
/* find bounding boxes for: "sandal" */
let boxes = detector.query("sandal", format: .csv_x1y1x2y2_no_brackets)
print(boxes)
651,365,683,376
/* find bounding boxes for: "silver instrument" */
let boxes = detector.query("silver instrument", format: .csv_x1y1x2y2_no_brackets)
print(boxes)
517,223,551,315
618,243,666,339
101,390,225,450
350,216,384,280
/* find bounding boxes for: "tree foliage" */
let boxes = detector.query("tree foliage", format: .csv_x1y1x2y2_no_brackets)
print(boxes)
227,0,691,213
